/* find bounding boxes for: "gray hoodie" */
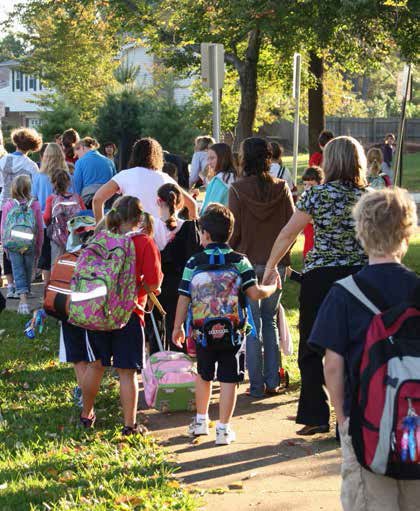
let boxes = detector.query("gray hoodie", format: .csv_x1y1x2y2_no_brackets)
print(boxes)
0,153,38,207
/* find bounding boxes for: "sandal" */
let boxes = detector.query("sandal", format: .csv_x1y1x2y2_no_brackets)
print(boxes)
79,413,96,429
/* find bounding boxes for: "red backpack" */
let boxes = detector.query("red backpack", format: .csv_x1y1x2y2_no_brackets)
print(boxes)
338,275,420,479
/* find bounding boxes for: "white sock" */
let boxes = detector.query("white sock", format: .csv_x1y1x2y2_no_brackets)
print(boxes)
196,413,208,422
217,422,229,429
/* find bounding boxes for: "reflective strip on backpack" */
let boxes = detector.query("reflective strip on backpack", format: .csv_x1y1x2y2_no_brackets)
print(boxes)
71,285,107,302
47,285,72,295
57,259,77,267
10,229,34,240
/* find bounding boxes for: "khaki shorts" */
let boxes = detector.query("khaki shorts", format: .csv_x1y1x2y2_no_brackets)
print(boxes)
339,418,420,511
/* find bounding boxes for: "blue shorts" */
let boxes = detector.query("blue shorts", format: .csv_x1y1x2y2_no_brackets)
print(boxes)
88,314,145,370
59,320,95,363
196,344,245,383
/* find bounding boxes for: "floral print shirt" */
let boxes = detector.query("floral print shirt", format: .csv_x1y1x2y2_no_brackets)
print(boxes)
296,181,368,273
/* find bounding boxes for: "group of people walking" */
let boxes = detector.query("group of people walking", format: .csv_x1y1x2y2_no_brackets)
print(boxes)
0,123,418,509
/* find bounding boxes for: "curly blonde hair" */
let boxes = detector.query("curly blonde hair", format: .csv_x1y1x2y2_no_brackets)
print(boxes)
353,187,417,258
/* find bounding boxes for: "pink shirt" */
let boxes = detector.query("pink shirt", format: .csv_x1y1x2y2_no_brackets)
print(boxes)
1,199,44,257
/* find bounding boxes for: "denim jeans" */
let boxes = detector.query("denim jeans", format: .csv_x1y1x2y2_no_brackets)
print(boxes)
8,249,34,295
246,265,284,396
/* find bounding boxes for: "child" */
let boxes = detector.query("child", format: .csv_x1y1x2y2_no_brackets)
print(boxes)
172,204,278,445
44,169,85,264
189,135,215,189
1,175,43,314
80,196,162,434
150,183,200,351
0,127,42,298
366,147,391,189
309,130,334,167
301,166,324,260
269,142,294,191
201,143,237,213
309,188,419,509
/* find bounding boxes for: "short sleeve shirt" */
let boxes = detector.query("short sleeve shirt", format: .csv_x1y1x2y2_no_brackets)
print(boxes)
296,181,368,273
178,243,257,298
309,263,419,416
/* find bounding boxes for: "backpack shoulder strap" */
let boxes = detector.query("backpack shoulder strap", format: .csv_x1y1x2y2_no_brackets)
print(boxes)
230,184,240,200
277,165,285,179
336,275,381,315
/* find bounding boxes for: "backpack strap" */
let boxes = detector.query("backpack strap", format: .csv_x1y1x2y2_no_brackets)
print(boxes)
208,247,225,265
277,165,286,179
336,276,381,315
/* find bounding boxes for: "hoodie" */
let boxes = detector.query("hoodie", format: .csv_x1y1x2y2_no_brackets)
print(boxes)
228,175,294,266
0,153,38,207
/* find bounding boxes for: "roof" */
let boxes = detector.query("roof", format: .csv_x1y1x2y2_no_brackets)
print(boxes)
0,60,19,68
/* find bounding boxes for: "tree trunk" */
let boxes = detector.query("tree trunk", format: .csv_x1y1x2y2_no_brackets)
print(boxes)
232,29,261,150
308,52,325,155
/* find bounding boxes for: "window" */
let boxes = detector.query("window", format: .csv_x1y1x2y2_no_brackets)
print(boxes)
29,77,36,90
15,72,21,91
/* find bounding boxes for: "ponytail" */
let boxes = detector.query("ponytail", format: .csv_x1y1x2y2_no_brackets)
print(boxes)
105,195,149,234
141,211,154,237
157,183,184,232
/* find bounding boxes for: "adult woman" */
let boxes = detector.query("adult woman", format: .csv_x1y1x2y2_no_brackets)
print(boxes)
73,137,115,208
103,142,119,171
229,137,294,397
32,142,69,280
201,143,237,213
93,137,197,223
263,136,369,435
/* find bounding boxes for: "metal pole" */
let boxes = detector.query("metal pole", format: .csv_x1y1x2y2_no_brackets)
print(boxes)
394,64,411,187
292,53,301,184
211,45,221,143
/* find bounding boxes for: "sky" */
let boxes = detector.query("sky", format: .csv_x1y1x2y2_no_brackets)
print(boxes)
0,0,24,28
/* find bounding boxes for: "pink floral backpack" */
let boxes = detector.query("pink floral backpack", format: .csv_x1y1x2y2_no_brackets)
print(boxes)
67,231,138,330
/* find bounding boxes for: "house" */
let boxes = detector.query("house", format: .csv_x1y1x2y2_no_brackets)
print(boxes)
0,59,48,130
119,42,193,104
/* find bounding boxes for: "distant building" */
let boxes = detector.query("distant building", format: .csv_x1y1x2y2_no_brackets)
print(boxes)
0,60,49,130
119,42,193,104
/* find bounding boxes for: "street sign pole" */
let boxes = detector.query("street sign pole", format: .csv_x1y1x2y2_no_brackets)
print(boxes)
201,43,224,143
210,45,221,142
292,53,301,185
394,63,411,187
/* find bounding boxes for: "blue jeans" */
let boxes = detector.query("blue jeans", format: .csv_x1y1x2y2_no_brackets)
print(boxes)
246,265,284,396
8,250,34,295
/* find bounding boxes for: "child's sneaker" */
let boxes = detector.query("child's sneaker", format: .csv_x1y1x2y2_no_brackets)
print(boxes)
188,417,209,436
6,286,18,299
215,425,236,445
17,303,30,315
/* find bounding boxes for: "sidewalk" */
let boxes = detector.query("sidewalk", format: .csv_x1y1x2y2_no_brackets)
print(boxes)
140,385,342,511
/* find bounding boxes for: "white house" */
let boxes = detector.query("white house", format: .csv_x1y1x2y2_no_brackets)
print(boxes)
119,42,193,104
0,59,48,130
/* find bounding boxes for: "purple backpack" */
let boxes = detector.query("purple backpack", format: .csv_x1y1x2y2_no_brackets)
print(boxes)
68,231,138,331
48,193,80,248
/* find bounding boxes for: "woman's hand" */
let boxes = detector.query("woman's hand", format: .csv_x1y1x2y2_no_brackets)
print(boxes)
262,266,281,288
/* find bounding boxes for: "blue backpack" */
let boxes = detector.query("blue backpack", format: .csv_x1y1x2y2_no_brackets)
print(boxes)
3,199,36,253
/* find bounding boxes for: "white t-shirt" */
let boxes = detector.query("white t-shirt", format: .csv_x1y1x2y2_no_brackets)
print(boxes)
269,163,294,190
112,166,176,218
153,217,185,251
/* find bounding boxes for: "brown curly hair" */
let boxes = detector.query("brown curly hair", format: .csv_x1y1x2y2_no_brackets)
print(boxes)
11,128,42,153
128,138,163,171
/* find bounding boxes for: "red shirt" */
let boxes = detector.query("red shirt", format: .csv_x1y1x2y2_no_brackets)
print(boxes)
132,234,163,325
303,222,314,259
309,151,322,167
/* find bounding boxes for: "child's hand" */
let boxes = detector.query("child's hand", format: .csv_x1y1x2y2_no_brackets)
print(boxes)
172,325,185,348
262,266,280,287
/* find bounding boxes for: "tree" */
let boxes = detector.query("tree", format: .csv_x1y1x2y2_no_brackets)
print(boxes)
8,0,123,121
117,0,298,147
0,33,26,61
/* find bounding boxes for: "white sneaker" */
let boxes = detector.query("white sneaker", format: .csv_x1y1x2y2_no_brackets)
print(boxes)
215,425,236,445
6,287,18,299
17,303,31,315
188,418,209,436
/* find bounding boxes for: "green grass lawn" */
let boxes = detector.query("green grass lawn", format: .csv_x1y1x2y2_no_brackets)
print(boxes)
0,316,197,510
283,152,420,192
1,235,420,510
